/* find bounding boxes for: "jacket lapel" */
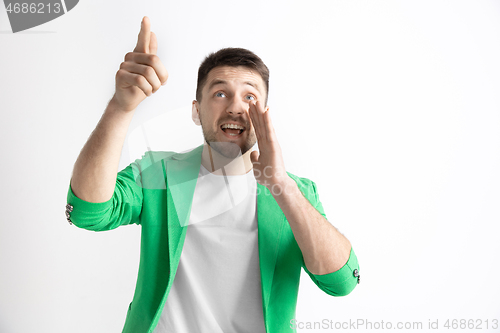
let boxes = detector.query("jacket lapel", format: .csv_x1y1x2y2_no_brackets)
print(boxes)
165,145,203,276
257,184,286,316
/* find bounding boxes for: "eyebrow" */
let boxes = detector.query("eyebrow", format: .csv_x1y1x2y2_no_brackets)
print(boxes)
207,79,259,92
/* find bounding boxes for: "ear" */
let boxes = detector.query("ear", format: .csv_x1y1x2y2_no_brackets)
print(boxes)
192,100,201,126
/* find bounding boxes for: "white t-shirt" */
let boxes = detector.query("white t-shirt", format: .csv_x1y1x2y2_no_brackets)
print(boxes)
153,164,266,333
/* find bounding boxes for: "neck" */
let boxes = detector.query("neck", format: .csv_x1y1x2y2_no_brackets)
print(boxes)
201,142,254,176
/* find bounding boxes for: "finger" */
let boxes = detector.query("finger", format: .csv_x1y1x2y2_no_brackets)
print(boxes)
258,101,275,141
252,101,274,142
116,69,154,96
134,16,151,54
124,53,169,84
149,31,158,55
119,62,162,93
249,101,261,139
250,101,267,139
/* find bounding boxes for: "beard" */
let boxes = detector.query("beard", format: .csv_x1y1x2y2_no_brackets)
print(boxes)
200,116,256,159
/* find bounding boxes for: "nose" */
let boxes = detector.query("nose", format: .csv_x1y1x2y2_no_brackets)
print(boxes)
226,95,249,116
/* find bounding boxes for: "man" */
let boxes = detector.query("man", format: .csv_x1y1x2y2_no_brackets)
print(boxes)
66,16,360,333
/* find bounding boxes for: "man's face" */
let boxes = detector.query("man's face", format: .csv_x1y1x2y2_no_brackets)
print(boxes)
192,65,268,159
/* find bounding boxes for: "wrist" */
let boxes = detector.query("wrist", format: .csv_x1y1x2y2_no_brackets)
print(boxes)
108,95,137,114
99,97,136,129
269,176,298,199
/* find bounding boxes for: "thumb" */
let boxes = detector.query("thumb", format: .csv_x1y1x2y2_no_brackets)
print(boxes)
250,150,259,165
134,16,151,53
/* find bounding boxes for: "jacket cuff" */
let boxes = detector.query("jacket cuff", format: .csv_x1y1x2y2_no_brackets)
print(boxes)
309,247,360,296
65,183,113,229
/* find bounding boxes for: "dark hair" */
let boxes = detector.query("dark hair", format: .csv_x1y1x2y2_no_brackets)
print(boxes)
196,47,270,105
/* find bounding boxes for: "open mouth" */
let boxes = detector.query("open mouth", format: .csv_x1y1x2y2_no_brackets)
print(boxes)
220,123,245,137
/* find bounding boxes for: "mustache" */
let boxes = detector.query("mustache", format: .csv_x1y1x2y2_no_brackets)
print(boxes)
218,117,250,128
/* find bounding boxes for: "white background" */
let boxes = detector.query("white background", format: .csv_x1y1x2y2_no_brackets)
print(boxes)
1,0,499,332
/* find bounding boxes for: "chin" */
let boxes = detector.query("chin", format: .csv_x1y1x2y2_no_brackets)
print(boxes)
207,141,243,159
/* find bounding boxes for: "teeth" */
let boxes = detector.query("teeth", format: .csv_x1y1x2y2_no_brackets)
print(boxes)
221,123,244,130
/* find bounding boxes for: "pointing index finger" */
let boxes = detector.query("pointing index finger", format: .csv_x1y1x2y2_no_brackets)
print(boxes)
134,16,151,54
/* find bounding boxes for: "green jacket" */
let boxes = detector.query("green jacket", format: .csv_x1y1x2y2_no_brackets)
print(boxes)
66,144,360,333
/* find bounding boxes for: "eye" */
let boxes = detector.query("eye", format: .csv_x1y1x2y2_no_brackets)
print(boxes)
245,95,256,101
215,92,226,98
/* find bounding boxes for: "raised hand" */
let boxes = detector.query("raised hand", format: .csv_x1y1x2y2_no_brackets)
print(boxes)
249,100,289,192
112,16,169,112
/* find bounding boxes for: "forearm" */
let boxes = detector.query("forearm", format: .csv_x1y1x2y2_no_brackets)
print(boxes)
70,17,167,204
273,178,352,275
70,97,135,203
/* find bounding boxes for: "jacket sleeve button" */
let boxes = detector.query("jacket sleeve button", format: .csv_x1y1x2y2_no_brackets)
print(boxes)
65,204,74,225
